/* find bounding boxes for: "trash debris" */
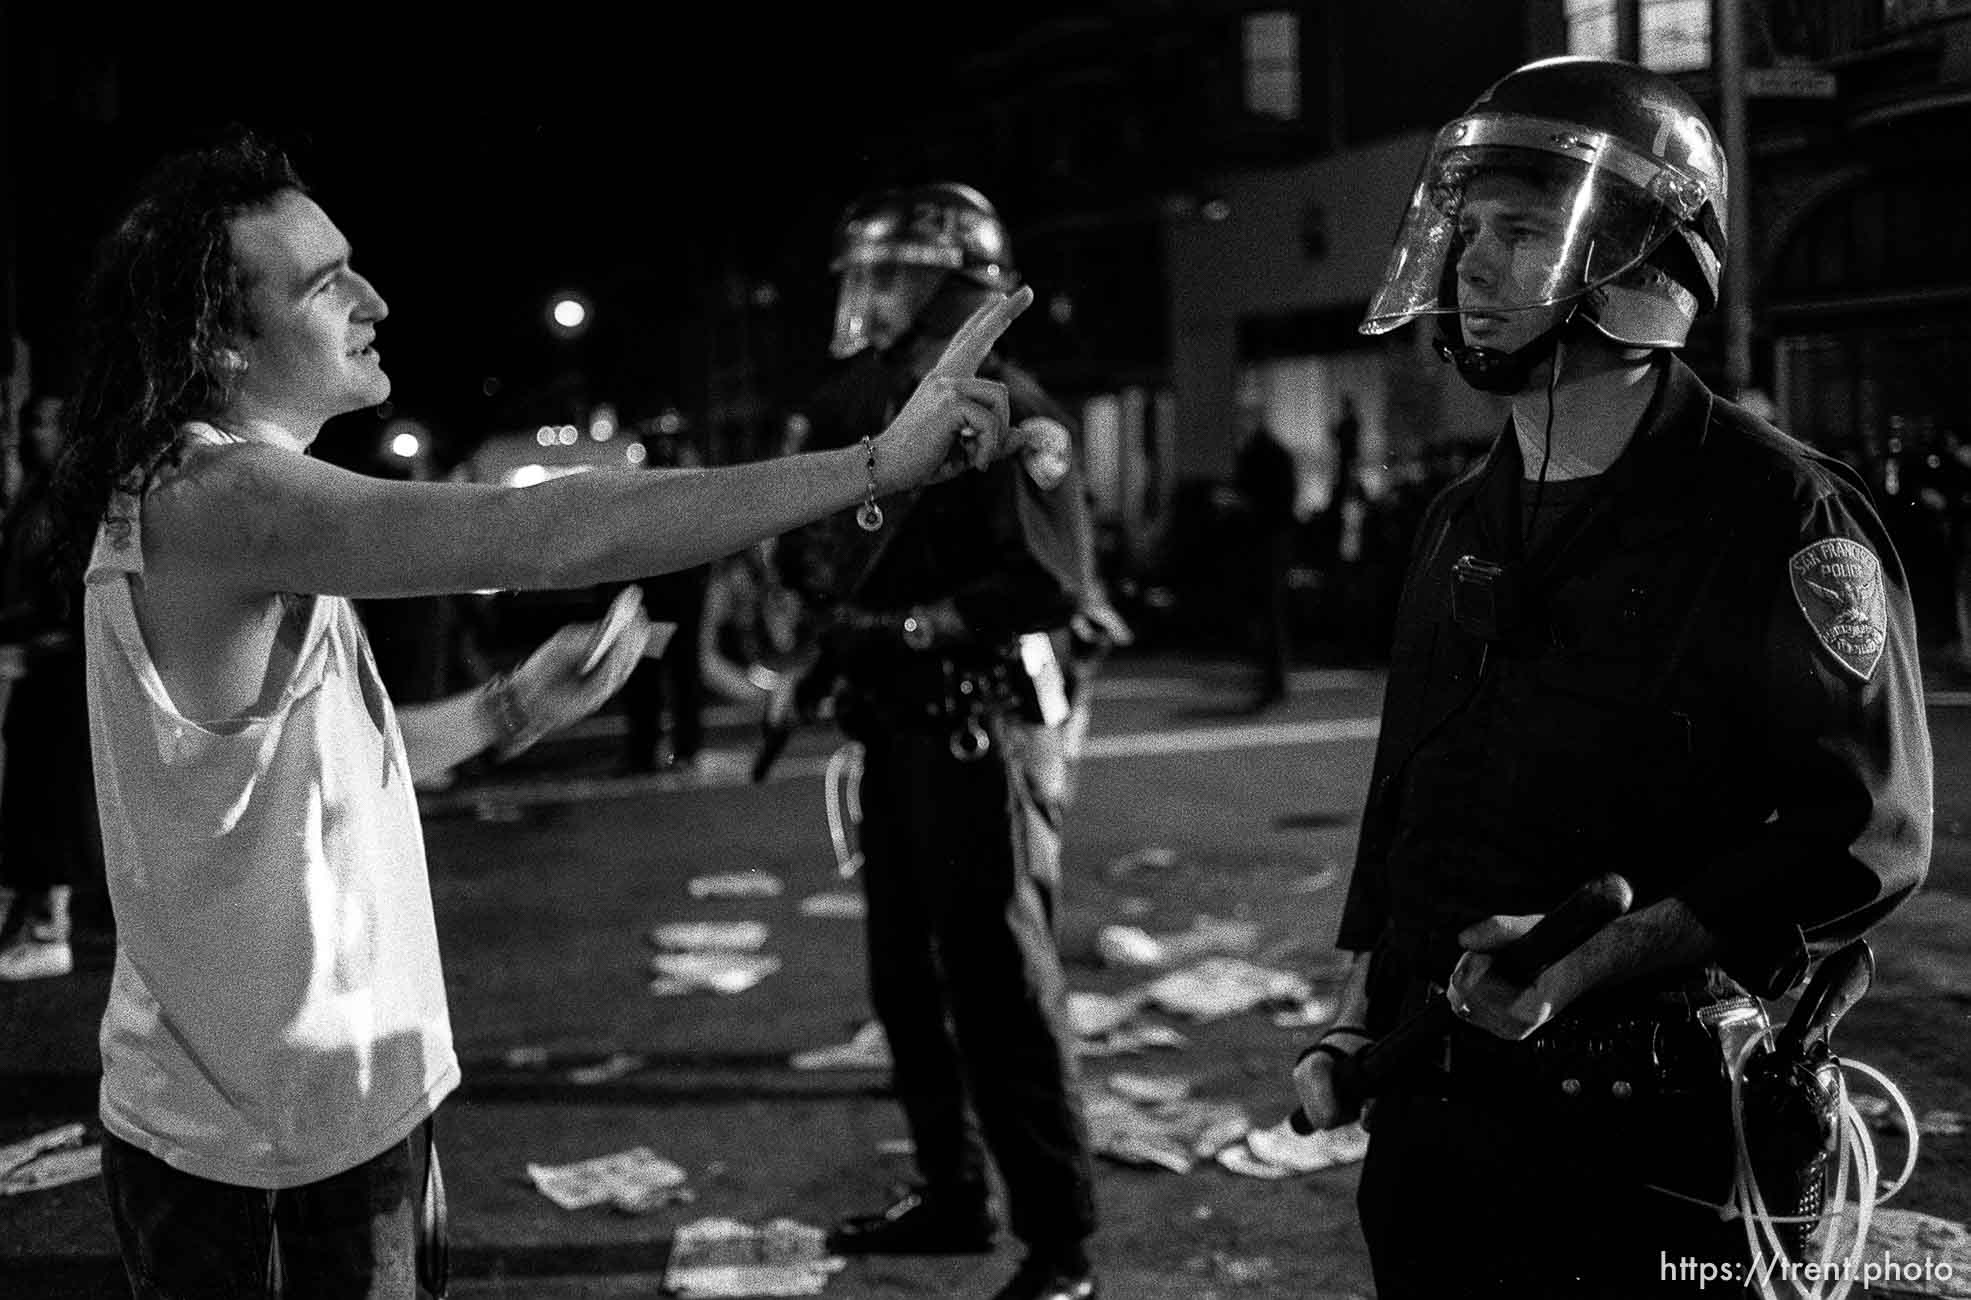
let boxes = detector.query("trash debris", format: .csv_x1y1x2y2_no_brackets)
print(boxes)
1207,1252,1280,1285
1812,1205,1971,1298
650,920,770,952
1067,989,1148,1039
1094,916,1263,971
797,891,865,921
1269,996,1341,1030
1144,957,1314,1022
0,1124,100,1196
1077,1022,1190,1058
1085,1085,1251,1175
1290,865,1341,894
1095,925,1167,969
790,1021,892,1071
1107,1072,1194,1106
875,1137,915,1157
1217,1118,1369,1179
1854,1097,1964,1138
688,871,784,900
503,1045,551,1070
526,1146,689,1212
650,952,782,996
567,1051,644,1085
663,1216,845,1298
1105,846,1179,879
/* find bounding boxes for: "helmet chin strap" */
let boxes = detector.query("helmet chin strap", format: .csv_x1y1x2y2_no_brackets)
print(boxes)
1436,302,1583,396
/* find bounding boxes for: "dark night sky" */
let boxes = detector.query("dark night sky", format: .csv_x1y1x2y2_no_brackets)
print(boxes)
13,7,1065,452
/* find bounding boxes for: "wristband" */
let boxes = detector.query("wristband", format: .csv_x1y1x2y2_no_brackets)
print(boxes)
856,434,883,531
484,671,533,753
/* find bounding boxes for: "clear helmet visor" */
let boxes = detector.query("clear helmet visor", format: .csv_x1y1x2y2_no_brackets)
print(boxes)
829,257,952,360
1360,115,1710,336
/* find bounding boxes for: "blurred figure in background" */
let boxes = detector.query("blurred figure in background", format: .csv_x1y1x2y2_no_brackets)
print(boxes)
1233,412,1298,710
0,394,101,979
775,182,1100,1300
620,430,711,774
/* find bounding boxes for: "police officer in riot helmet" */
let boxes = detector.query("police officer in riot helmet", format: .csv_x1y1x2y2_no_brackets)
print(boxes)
776,182,1102,1300
1290,58,1930,1297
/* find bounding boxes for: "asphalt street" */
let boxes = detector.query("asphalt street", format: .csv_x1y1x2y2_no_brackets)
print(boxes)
4,657,1968,1299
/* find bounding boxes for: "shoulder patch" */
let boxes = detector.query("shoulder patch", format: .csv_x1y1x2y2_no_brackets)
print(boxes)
1788,538,1886,681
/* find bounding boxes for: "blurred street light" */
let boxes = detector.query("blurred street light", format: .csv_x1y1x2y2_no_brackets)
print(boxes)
548,291,593,339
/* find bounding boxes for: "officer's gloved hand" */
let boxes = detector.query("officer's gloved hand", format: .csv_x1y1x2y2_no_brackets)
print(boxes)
1290,1027,1373,1133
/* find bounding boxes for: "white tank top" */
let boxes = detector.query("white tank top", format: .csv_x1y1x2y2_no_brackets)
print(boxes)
84,425,458,1189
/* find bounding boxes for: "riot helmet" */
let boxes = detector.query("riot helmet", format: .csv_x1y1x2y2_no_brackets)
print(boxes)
829,182,1019,359
1360,57,1727,393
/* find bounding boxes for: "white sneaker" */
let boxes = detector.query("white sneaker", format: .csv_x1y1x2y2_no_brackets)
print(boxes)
0,930,73,981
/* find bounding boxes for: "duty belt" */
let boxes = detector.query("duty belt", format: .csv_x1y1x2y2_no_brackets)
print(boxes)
1402,986,1758,1105
839,656,1022,760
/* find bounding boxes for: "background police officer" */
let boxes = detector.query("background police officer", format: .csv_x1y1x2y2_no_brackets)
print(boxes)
1290,58,1931,1297
776,182,1101,1300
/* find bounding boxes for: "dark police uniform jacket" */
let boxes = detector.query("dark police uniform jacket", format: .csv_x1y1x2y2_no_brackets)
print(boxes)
1336,355,1932,1015
783,348,1088,721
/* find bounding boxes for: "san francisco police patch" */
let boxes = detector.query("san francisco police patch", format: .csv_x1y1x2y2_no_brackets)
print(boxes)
1789,538,1886,681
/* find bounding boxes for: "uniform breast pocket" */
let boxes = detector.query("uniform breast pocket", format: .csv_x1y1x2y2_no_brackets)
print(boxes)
1512,673,1703,868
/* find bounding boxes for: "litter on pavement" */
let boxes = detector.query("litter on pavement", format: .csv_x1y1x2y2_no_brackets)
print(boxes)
790,1021,892,1071
1094,915,1262,971
1144,956,1314,1021
566,1051,644,1085
797,890,865,920
1812,1205,1971,1298
1077,1022,1190,1058
650,951,781,996
526,1146,689,1213
687,871,785,900
1067,989,1146,1039
0,1124,100,1196
1269,996,1342,1029
1084,1083,1251,1175
662,1216,845,1298
650,920,770,952
1216,1118,1370,1179
1104,846,1180,879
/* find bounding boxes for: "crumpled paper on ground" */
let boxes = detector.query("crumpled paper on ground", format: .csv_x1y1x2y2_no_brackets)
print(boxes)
1105,846,1179,880
1085,1078,1251,1175
663,1216,845,1298
1144,957,1314,1021
687,871,784,900
567,1050,644,1085
526,1146,690,1213
650,920,769,952
1216,1118,1370,1179
0,1123,100,1196
790,1020,892,1071
650,951,782,996
1095,916,1263,971
798,891,865,920
1810,1205,1971,1298
1067,989,1188,1057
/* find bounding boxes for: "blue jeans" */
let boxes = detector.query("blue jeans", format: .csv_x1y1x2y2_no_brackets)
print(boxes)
102,1120,442,1298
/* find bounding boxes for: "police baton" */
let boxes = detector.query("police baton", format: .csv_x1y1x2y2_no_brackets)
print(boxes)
1291,872,1635,1134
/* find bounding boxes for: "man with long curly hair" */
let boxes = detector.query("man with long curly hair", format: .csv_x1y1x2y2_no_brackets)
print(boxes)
53,130,1030,1297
